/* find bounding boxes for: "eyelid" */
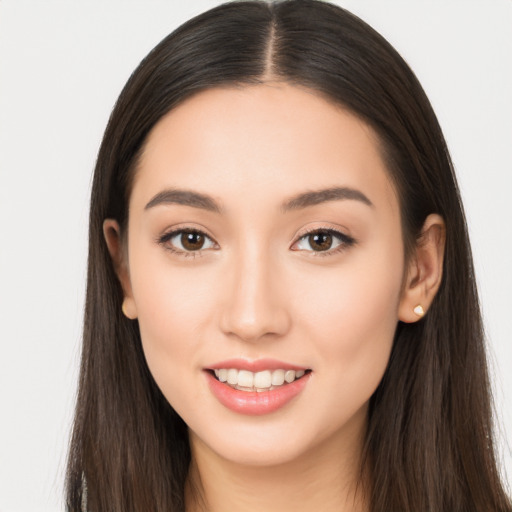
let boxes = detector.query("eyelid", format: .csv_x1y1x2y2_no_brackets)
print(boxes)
156,225,219,257
156,223,356,258
290,225,356,256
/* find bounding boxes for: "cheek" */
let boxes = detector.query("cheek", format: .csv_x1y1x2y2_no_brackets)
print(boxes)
296,245,403,385
128,251,218,396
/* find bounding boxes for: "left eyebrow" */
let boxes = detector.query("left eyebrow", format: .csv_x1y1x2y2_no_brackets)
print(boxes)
281,186,374,212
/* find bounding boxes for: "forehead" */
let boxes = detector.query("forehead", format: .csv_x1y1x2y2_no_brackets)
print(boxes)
132,83,398,216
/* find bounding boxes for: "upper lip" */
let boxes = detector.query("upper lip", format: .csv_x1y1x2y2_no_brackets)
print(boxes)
206,358,309,372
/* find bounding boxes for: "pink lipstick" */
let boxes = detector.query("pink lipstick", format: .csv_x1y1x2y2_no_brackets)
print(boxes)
205,359,311,415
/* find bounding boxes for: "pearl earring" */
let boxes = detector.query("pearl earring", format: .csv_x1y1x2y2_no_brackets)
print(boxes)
413,304,425,317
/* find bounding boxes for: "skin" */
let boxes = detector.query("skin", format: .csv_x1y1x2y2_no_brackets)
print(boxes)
104,83,445,512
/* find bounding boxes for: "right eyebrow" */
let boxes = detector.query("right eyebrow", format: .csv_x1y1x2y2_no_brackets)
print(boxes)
144,189,222,213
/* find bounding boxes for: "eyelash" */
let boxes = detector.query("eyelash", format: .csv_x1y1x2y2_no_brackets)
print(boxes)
293,227,356,257
157,228,216,259
157,227,356,258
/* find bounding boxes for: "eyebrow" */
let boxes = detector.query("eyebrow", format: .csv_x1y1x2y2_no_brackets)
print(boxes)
145,189,222,213
281,186,373,212
144,186,373,213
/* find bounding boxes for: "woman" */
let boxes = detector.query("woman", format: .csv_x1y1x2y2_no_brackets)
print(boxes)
65,1,511,510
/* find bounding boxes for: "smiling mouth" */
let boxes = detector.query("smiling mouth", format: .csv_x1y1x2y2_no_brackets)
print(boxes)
208,368,311,392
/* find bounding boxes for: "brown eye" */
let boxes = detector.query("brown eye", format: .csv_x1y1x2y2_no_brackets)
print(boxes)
181,231,205,251
293,229,355,254
308,232,333,251
159,229,216,254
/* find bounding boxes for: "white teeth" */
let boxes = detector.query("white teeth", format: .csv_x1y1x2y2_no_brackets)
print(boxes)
237,370,254,388
254,370,272,388
271,369,285,386
235,385,254,392
284,370,296,383
227,369,238,385
212,368,307,391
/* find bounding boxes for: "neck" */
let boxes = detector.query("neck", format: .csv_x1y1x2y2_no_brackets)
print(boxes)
185,412,368,512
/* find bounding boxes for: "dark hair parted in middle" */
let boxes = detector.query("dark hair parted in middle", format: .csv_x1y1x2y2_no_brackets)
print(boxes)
66,1,511,511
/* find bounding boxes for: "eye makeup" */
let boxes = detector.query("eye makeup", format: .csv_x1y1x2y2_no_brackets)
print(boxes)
156,225,356,259
157,228,218,258
291,227,356,257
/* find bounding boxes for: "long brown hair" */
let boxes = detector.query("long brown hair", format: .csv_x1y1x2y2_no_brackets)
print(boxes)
66,1,511,510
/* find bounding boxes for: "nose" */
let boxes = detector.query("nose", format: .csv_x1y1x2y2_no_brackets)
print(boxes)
219,245,291,343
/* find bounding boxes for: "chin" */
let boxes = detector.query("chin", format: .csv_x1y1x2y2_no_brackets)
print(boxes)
187,403,366,470
191,425,316,467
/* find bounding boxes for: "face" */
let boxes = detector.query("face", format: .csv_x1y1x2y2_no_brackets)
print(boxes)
121,83,406,466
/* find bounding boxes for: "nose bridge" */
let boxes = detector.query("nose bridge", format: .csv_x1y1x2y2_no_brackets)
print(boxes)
220,238,290,342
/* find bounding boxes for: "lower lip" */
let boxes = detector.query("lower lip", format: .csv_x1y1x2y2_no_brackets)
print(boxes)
205,371,311,416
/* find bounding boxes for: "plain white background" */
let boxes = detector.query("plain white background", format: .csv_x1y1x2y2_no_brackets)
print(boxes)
0,1,510,510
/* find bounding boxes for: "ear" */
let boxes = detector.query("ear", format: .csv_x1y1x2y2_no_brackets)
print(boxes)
398,214,445,323
103,219,138,320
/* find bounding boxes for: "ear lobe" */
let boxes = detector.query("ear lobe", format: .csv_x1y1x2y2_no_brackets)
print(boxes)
103,219,138,320
398,214,445,323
